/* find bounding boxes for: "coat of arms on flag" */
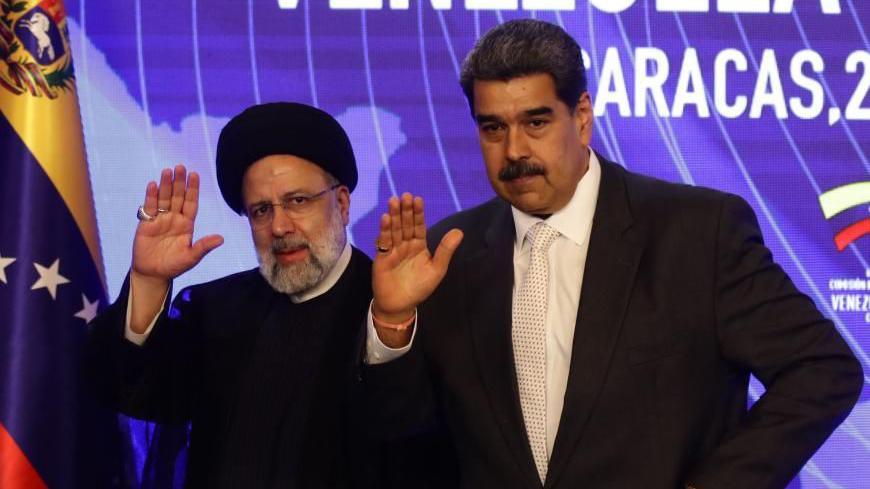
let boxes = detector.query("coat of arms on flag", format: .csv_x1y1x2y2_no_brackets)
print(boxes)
0,0,75,98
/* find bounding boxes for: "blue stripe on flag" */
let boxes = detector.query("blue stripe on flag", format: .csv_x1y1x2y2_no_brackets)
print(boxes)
0,113,127,489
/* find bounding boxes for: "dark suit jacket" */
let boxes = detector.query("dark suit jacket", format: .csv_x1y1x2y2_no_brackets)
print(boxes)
363,158,863,489
87,247,375,488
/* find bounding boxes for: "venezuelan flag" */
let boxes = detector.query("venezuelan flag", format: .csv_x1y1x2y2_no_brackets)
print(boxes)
0,0,125,487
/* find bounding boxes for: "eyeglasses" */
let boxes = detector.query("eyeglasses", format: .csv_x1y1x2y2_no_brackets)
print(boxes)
245,184,340,228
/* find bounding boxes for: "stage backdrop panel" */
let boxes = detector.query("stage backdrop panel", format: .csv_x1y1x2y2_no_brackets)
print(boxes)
64,1,868,487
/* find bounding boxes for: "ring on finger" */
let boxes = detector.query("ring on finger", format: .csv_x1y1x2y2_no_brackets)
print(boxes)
376,241,391,254
137,206,155,222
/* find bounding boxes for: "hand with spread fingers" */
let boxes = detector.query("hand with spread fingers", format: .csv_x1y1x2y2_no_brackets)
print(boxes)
371,193,463,346
129,165,224,333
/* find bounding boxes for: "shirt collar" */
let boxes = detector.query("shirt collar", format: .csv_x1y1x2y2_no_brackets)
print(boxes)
290,241,352,303
511,150,601,252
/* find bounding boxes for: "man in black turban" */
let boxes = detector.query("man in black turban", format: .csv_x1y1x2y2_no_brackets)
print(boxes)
87,102,376,488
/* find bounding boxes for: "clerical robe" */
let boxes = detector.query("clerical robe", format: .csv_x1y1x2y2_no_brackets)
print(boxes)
86,247,374,488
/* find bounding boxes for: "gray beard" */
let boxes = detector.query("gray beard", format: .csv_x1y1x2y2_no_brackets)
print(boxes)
257,209,346,295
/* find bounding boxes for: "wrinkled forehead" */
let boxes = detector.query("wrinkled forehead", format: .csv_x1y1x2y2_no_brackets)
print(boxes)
242,154,331,204
472,74,565,119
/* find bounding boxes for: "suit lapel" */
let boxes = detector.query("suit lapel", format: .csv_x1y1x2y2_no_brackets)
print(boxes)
466,201,543,489
546,159,644,488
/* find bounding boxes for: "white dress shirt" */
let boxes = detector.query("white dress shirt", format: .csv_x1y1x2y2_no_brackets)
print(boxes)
367,151,602,457
125,241,353,345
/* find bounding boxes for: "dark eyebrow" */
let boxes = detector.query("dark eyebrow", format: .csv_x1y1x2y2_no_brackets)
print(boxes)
246,189,304,209
277,187,314,201
247,199,270,209
474,107,553,125
524,107,553,117
474,114,501,126
475,114,502,125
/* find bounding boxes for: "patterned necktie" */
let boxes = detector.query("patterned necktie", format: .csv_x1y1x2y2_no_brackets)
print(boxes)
513,221,560,484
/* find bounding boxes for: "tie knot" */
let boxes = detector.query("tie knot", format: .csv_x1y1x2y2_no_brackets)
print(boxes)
527,222,559,253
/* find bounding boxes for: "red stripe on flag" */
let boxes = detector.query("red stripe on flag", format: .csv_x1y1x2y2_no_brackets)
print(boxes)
0,423,47,489
834,218,870,251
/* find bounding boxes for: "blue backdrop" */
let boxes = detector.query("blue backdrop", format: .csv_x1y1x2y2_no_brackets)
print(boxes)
65,1,869,487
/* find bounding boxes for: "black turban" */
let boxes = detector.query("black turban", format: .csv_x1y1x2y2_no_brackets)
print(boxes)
215,102,358,214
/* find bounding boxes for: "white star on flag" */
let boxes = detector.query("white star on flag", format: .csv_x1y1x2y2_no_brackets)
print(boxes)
0,252,15,284
31,258,70,300
74,294,100,324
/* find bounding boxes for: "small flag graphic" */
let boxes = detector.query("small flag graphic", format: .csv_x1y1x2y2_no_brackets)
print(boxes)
819,182,870,251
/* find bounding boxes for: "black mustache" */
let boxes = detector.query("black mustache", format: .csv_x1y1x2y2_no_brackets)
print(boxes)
498,161,546,181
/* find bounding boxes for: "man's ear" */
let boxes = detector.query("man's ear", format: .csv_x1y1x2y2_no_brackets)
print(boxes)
574,91,593,145
337,186,351,226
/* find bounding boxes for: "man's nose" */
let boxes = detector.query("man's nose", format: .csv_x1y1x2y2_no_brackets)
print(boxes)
270,206,297,236
505,126,531,162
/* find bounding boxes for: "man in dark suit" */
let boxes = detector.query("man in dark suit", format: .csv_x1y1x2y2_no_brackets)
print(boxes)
87,103,376,488
363,20,863,489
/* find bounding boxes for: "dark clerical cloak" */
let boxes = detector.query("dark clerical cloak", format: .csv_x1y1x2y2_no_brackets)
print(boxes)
86,247,374,488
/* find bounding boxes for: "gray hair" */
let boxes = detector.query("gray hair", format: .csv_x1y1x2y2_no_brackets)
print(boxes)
459,19,587,112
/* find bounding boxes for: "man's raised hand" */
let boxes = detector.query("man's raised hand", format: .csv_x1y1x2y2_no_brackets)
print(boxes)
132,165,224,282
129,165,223,333
371,193,462,340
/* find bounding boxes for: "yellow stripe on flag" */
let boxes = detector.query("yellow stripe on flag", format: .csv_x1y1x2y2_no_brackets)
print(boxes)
0,0,106,288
